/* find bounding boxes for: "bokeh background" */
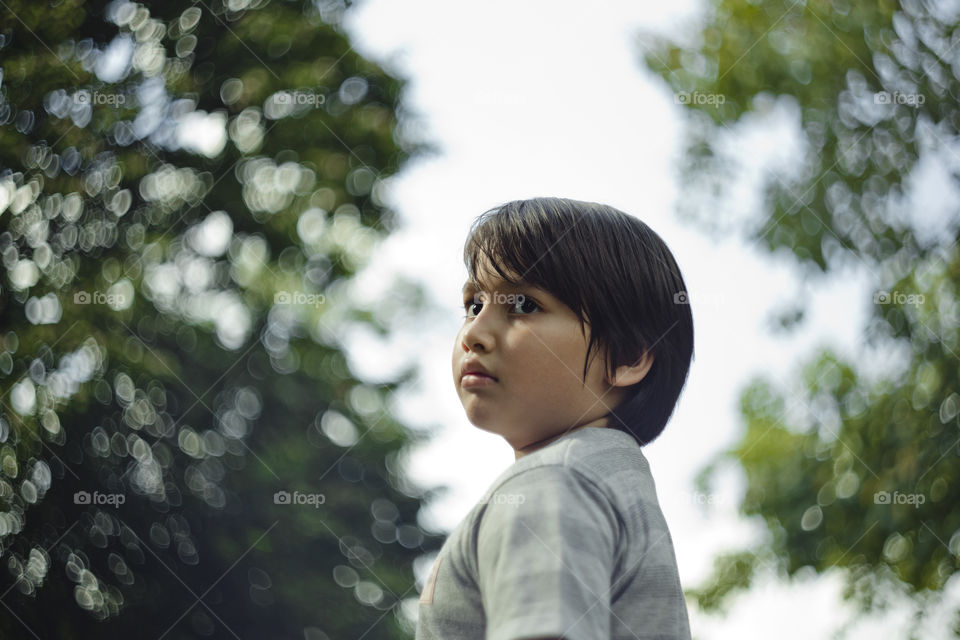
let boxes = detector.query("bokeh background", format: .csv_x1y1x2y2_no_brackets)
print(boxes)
1,0,958,638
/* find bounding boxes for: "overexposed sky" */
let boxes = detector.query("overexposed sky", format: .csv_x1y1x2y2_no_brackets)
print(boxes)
334,1,956,637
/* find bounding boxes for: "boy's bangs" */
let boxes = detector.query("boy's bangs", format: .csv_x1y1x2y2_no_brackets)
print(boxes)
464,214,535,291
462,202,588,322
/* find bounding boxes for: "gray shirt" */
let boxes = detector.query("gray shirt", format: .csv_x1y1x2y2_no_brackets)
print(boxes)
415,426,692,640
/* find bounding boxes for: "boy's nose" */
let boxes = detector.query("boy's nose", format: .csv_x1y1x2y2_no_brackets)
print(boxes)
461,329,490,353
461,312,496,352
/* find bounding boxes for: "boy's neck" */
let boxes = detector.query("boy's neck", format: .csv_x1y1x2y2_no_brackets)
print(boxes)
513,419,610,460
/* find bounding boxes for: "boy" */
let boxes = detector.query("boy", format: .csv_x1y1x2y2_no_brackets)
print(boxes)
416,197,694,640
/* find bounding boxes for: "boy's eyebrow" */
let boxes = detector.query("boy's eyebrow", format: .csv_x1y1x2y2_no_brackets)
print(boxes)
461,279,543,297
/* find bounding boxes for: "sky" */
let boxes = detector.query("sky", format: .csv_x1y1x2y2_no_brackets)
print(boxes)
327,0,960,638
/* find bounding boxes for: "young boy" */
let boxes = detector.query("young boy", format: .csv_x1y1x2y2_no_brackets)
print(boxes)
415,197,695,640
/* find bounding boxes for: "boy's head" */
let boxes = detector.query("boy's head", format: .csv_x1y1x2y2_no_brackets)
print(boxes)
453,197,694,450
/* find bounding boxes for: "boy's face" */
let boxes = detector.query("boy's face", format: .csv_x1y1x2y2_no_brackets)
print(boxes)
452,259,629,454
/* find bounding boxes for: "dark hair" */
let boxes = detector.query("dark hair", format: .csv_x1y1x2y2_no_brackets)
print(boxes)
462,197,694,446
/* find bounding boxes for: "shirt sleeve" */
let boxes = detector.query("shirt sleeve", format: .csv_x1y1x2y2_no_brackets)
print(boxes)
476,465,619,640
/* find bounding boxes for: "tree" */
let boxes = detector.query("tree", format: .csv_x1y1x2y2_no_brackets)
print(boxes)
641,0,960,635
0,0,441,637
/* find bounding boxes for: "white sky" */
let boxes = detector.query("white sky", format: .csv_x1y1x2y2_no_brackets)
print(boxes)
333,0,958,637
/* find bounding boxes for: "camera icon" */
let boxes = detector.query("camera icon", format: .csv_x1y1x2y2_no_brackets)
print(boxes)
274,291,291,304
74,291,91,304
873,491,890,504
873,291,891,304
674,92,690,105
273,491,291,505
874,91,891,104
74,491,91,505
673,291,690,304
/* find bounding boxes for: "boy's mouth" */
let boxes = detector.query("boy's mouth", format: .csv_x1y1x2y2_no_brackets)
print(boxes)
461,372,497,388
460,359,498,382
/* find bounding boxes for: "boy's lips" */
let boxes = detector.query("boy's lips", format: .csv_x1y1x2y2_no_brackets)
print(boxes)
461,373,497,389
460,359,497,382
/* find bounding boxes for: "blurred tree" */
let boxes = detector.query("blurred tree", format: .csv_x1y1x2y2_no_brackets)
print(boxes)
642,0,960,636
0,0,442,638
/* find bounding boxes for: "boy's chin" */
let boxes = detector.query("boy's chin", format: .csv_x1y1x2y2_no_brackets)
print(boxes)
464,418,535,449
458,401,495,427
465,417,500,435
464,415,513,440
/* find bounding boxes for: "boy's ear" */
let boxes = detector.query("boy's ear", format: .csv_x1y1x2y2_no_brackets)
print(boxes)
610,351,654,387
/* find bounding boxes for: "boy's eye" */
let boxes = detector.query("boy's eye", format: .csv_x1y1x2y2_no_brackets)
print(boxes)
511,297,539,314
461,294,540,318
463,298,482,317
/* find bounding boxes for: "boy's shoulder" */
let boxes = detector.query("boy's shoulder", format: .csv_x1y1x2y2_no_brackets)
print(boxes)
478,426,655,510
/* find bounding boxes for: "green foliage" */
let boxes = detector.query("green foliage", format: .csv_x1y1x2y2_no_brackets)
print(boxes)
643,0,960,632
0,0,441,637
